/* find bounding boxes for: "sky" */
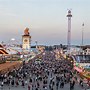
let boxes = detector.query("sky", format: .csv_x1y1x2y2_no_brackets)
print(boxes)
0,0,90,45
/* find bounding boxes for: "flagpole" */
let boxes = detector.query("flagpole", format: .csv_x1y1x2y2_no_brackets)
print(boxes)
82,23,84,60
82,23,84,46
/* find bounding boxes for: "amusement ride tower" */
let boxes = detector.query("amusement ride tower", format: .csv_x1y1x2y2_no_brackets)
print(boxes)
67,10,72,52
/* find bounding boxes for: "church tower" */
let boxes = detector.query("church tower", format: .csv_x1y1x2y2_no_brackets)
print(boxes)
22,28,31,52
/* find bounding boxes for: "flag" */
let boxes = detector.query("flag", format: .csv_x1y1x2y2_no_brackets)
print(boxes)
82,23,84,26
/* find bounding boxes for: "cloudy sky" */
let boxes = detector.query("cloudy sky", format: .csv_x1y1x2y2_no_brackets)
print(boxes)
0,0,90,45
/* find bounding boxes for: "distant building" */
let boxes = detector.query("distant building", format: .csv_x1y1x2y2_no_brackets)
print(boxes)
85,48,90,55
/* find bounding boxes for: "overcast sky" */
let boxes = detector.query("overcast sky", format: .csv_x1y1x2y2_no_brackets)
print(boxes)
0,0,90,45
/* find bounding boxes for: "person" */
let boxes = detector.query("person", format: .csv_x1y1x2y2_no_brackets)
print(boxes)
25,80,28,85
11,79,14,87
35,87,38,90
9,86,11,90
79,79,83,87
1,81,4,90
72,80,75,89
1,81,3,87
56,82,59,90
60,81,64,88
70,81,73,90
15,80,19,87
51,87,53,90
29,78,32,83
44,86,47,90
22,80,25,88
28,84,31,90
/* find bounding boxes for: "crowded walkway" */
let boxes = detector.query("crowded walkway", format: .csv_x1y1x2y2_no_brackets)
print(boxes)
0,51,86,90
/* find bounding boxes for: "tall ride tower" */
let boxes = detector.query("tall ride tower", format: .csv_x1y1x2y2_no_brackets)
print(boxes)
67,10,72,52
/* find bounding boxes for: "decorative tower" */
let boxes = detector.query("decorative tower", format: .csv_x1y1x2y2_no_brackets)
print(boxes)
67,10,72,52
22,28,31,52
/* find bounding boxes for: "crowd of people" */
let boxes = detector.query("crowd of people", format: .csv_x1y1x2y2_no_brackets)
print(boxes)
0,51,86,90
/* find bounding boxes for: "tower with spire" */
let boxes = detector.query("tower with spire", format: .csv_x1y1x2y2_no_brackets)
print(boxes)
67,10,72,52
22,28,31,52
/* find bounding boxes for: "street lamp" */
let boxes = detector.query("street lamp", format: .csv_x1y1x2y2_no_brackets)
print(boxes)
35,41,38,49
